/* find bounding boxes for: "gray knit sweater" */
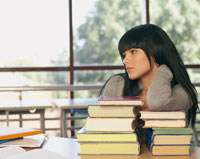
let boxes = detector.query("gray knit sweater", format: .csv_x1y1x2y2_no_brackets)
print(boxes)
101,65,192,111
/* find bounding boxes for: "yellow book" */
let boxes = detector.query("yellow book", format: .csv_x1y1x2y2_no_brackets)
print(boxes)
79,155,140,159
85,117,136,132
80,142,140,155
88,105,141,118
0,127,42,140
151,145,191,156
77,127,138,142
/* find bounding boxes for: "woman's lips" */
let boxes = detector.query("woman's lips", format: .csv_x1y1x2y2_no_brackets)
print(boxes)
126,67,134,72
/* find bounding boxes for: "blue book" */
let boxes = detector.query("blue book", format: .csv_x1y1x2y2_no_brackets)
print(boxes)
0,137,23,144
145,128,153,149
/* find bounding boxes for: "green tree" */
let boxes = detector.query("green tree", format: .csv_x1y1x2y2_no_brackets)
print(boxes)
74,0,142,65
74,0,142,98
150,0,200,63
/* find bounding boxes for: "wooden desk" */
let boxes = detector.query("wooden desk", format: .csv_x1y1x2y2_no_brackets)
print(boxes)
52,98,98,137
0,100,52,133
40,137,200,159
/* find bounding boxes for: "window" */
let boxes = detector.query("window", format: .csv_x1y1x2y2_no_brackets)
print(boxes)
150,0,200,64
0,0,69,67
73,0,142,65
150,0,200,89
0,0,199,99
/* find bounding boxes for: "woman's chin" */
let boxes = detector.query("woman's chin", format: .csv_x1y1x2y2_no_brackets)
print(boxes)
128,74,138,80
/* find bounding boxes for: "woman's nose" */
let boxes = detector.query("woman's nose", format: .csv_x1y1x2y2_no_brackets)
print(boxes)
123,56,128,64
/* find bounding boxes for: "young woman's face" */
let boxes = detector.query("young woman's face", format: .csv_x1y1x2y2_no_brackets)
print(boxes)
122,48,152,80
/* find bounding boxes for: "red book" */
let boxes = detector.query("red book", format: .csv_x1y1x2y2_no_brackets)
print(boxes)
98,96,143,106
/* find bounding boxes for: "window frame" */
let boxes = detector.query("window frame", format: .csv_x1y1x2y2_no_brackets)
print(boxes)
0,0,199,99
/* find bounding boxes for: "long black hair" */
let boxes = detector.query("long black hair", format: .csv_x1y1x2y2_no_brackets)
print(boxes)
116,24,198,126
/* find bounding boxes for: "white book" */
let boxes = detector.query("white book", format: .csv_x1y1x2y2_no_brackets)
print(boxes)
140,110,186,119
0,146,71,159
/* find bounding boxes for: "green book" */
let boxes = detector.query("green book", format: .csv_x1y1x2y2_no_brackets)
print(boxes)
153,128,193,134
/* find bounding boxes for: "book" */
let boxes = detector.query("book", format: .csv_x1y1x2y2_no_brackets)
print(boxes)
150,145,191,156
88,105,141,118
0,127,42,140
0,134,46,148
140,110,186,119
98,96,143,106
77,127,139,142
79,155,141,159
79,142,140,155
0,145,67,159
79,144,192,159
143,119,186,128
85,117,136,132
153,128,193,134
0,138,22,144
151,128,193,145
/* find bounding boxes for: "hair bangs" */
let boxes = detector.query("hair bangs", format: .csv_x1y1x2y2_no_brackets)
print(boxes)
118,27,147,58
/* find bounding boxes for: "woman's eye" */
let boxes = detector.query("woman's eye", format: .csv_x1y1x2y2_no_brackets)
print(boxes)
131,50,136,54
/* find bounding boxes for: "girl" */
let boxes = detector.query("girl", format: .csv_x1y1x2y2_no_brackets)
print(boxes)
100,24,198,126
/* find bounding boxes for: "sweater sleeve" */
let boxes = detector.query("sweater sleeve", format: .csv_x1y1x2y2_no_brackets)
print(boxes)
101,75,124,96
147,64,192,111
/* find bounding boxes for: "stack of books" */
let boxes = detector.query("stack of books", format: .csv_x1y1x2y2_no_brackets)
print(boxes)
140,110,187,128
0,127,45,148
149,128,193,156
140,110,192,156
77,96,144,156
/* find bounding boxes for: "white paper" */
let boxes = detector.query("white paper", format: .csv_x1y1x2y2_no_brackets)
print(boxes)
5,149,69,159
0,146,25,159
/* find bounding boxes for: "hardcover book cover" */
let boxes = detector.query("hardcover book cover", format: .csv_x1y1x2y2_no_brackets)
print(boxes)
85,118,136,132
98,96,143,106
77,127,139,142
140,110,186,120
150,145,191,156
79,142,140,155
151,128,193,145
88,105,141,118
143,119,186,128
